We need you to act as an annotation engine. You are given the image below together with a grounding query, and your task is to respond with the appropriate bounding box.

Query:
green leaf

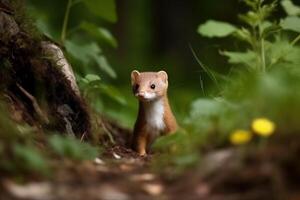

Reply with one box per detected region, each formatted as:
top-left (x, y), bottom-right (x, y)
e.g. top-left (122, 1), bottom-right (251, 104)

top-left (152, 133), bottom-right (182, 151)
top-left (14, 144), bottom-right (49, 173)
top-left (268, 40), bottom-right (300, 65)
top-left (65, 41), bottom-right (102, 65)
top-left (94, 55), bottom-right (117, 78)
top-left (281, 16), bottom-right (300, 33)
top-left (99, 84), bottom-right (127, 105)
top-left (174, 153), bottom-right (199, 166)
top-left (262, 23), bottom-right (281, 38)
top-left (281, 0), bottom-right (300, 16)
top-left (65, 40), bottom-right (116, 78)
top-left (83, 0), bottom-right (117, 23)
top-left (80, 21), bottom-right (118, 47)
top-left (285, 46), bottom-right (300, 64)
top-left (243, 0), bottom-right (257, 10)
top-left (197, 20), bottom-right (237, 38)
top-left (221, 50), bottom-right (256, 68)
top-left (49, 135), bottom-right (99, 160)
top-left (260, 3), bottom-right (277, 19)
top-left (239, 11), bottom-right (260, 26)
top-left (234, 27), bottom-right (252, 44)
top-left (188, 98), bottom-right (225, 120)
top-left (85, 74), bottom-right (101, 83)
top-left (35, 18), bottom-right (56, 40)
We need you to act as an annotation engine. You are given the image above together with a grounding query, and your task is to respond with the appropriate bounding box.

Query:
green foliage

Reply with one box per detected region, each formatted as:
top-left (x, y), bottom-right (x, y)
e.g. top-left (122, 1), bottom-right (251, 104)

top-left (82, 0), bottom-right (117, 23)
top-left (197, 20), bottom-right (237, 38)
top-left (197, 0), bottom-right (300, 73)
top-left (79, 74), bottom-right (126, 112)
top-left (185, 98), bottom-right (237, 133)
top-left (152, 132), bottom-right (200, 172)
top-left (13, 144), bottom-right (49, 175)
top-left (281, 0), bottom-right (300, 16)
top-left (281, 16), bottom-right (300, 32)
top-left (0, 102), bottom-right (49, 175)
top-left (28, 0), bottom-right (125, 119)
top-left (220, 51), bottom-right (256, 68)
top-left (224, 69), bottom-right (300, 133)
top-left (0, 100), bottom-right (102, 177)
top-left (65, 40), bottom-right (116, 78)
top-left (49, 135), bottom-right (100, 160)
top-left (28, 0), bottom-right (118, 78)
top-left (191, 0), bottom-right (300, 143)
top-left (65, 41), bottom-right (101, 66)
top-left (79, 21), bottom-right (117, 47)
top-left (155, 0), bottom-right (300, 173)
top-left (82, 74), bottom-right (102, 83)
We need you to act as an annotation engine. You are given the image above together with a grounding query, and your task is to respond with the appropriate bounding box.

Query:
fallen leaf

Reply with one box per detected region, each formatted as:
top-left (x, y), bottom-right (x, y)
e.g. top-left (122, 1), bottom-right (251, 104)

top-left (98, 184), bottom-right (129, 200)
top-left (130, 173), bottom-right (156, 182)
top-left (3, 180), bottom-right (52, 200)
top-left (142, 183), bottom-right (163, 196)
top-left (94, 157), bottom-right (105, 165)
top-left (119, 164), bottom-right (133, 172)
top-left (113, 152), bottom-right (121, 159)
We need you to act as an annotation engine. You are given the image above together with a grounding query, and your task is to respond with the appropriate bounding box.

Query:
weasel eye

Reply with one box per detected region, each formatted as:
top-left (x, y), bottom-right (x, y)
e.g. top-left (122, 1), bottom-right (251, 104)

top-left (150, 84), bottom-right (155, 89)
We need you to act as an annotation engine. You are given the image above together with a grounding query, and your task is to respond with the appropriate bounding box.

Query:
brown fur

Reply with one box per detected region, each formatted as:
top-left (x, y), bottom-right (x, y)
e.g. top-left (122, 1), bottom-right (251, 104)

top-left (131, 70), bottom-right (178, 155)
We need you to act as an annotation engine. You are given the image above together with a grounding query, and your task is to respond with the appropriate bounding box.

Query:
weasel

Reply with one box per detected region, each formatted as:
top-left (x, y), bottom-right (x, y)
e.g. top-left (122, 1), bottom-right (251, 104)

top-left (131, 70), bottom-right (178, 156)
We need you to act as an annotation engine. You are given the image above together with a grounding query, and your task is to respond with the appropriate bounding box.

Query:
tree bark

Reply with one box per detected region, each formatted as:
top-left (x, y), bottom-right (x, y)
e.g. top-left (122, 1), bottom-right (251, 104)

top-left (0, 0), bottom-right (91, 138)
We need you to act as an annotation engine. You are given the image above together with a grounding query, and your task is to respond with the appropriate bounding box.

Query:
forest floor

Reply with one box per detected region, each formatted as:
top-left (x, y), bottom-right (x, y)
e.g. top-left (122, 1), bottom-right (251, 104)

top-left (2, 128), bottom-right (300, 200)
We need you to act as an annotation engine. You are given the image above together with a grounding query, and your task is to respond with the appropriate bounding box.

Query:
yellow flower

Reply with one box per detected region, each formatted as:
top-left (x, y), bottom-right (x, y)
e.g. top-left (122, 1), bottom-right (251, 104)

top-left (230, 129), bottom-right (252, 145)
top-left (252, 118), bottom-right (275, 137)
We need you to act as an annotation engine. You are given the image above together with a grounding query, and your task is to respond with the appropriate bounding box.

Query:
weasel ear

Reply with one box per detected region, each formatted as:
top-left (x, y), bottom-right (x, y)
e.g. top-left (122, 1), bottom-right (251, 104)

top-left (131, 70), bottom-right (140, 84)
top-left (157, 71), bottom-right (168, 83)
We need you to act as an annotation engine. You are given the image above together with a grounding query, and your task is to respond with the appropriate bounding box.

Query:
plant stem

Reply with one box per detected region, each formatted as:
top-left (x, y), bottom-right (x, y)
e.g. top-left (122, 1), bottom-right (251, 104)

top-left (257, 0), bottom-right (266, 73)
top-left (291, 34), bottom-right (300, 46)
top-left (258, 16), bottom-right (266, 73)
top-left (260, 37), bottom-right (266, 73)
top-left (61, 0), bottom-right (72, 44)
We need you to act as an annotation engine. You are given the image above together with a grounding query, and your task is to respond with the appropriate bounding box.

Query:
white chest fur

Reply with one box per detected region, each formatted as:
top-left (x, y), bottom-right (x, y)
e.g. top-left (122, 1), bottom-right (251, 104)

top-left (144, 99), bottom-right (165, 132)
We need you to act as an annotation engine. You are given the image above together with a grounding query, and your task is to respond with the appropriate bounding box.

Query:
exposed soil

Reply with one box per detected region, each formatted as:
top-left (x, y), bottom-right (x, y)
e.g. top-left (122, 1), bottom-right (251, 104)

top-left (1, 132), bottom-right (300, 200)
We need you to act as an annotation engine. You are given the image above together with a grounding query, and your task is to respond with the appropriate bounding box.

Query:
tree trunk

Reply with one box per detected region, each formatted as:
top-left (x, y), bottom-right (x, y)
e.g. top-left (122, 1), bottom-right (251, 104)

top-left (0, 0), bottom-right (91, 138)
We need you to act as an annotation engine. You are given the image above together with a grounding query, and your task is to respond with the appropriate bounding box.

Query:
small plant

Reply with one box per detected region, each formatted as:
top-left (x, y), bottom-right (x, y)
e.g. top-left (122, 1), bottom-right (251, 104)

top-left (198, 0), bottom-right (300, 73)
top-left (29, 0), bottom-right (126, 116)
top-left (0, 102), bottom-right (50, 176)
top-left (153, 0), bottom-right (300, 173)
top-left (48, 134), bottom-right (100, 160)
top-left (29, 0), bottom-right (118, 78)
top-left (78, 73), bottom-right (126, 113)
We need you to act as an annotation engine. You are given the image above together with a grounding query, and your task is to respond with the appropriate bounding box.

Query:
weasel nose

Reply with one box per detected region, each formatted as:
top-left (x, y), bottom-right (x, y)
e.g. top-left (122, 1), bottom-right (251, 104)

top-left (137, 91), bottom-right (145, 97)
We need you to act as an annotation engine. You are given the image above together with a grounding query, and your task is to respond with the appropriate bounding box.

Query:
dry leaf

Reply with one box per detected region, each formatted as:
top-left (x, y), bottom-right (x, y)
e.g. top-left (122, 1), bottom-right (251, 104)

top-left (142, 183), bottom-right (163, 196)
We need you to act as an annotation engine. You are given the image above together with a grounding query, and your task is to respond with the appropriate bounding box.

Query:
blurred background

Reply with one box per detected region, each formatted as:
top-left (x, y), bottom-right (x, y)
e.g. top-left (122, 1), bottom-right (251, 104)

top-left (26, 0), bottom-right (289, 128)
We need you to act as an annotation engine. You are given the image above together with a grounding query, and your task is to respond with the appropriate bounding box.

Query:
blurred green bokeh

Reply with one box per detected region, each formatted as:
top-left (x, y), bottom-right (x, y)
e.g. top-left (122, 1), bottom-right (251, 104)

top-left (26, 0), bottom-right (253, 127)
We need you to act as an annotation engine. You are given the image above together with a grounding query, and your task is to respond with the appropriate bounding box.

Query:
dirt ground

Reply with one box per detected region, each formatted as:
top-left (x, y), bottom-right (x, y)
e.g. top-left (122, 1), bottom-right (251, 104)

top-left (2, 132), bottom-right (300, 200)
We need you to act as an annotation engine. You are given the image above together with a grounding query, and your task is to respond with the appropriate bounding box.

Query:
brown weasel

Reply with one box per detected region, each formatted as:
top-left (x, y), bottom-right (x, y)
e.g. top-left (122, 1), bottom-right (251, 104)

top-left (131, 70), bottom-right (178, 156)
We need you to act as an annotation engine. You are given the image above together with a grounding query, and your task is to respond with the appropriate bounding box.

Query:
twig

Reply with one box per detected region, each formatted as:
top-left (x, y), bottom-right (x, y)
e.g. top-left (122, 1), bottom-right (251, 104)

top-left (80, 131), bottom-right (87, 141)
top-left (16, 83), bottom-right (49, 124)
top-left (99, 118), bottom-right (115, 144)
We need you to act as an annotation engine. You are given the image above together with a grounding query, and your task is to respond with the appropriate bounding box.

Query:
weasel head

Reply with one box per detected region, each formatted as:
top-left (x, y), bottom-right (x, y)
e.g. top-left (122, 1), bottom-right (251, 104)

top-left (131, 70), bottom-right (168, 102)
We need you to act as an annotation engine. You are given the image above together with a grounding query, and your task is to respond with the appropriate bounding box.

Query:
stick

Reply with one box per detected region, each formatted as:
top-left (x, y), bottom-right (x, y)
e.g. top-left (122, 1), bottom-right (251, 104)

top-left (16, 83), bottom-right (49, 124)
